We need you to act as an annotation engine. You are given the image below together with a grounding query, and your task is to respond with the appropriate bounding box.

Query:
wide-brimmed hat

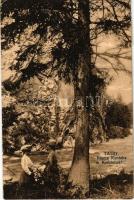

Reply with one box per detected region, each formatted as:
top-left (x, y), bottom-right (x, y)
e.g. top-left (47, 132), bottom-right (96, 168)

top-left (47, 139), bottom-right (56, 147)
top-left (20, 144), bottom-right (32, 152)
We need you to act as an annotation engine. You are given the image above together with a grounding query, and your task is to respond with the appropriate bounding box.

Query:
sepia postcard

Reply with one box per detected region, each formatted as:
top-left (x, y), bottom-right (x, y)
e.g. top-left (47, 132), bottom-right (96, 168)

top-left (1, 0), bottom-right (133, 199)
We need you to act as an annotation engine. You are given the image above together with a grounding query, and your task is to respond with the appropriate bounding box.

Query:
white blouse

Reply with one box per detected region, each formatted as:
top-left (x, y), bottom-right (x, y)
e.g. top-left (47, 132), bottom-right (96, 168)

top-left (21, 154), bottom-right (34, 175)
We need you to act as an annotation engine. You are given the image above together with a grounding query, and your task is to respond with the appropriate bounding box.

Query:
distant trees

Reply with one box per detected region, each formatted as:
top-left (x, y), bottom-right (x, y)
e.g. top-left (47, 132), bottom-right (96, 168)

top-left (104, 97), bottom-right (132, 139)
top-left (105, 100), bottom-right (132, 129)
top-left (2, 78), bottom-right (61, 153)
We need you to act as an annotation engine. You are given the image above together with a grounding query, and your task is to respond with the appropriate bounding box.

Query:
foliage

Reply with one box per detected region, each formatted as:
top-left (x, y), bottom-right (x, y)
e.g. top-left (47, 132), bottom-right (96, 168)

top-left (1, 0), bottom-right (131, 92)
top-left (1, 0), bottom-right (131, 144)
top-left (105, 99), bottom-right (132, 128)
top-left (2, 91), bottom-right (19, 154)
top-left (3, 107), bottom-right (53, 153)
top-left (2, 77), bottom-right (61, 153)
top-left (107, 126), bottom-right (131, 139)
top-left (4, 170), bottom-right (133, 199)
top-left (2, 89), bottom-right (18, 129)
top-left (2, 106), bottom-right (18, 129)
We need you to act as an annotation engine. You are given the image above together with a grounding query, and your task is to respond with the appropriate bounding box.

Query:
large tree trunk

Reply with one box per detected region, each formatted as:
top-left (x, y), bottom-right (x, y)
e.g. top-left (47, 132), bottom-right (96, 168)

top-left (68, 103), bottom-right (90, 192)
top-left (68, 0), bottom-right (91, 194)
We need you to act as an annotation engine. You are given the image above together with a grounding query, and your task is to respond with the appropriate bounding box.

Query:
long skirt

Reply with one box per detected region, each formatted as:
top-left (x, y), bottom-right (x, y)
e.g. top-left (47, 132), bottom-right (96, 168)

top-left (19, 170), bottom-right (33, 187)
top-left (18, 170), bottom-right (34, 198)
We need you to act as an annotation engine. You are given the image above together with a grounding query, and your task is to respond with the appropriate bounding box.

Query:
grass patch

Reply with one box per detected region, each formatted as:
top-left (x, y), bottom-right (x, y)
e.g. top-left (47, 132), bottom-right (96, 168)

top-left (4, 172), bottom-right (133, 199)
top-left (90, 172), bottom-right (133, 199)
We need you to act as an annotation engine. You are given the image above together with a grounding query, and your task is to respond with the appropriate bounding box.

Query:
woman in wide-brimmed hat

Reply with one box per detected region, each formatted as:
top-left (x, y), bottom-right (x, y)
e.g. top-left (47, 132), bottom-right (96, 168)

top-left (19, 144), bottom-right (35, 197)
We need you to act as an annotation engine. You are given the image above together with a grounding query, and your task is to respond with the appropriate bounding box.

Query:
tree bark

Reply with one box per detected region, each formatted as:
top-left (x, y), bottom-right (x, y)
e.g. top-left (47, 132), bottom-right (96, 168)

top-left (68, 103), bottom-right (90, 192)
top-left (68, 0), bottom-right (91, 194)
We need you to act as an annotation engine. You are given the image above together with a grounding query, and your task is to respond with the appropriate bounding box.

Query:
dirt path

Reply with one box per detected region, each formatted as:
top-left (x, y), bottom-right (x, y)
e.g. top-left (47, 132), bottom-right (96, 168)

top-left (3, 135), bottom-right (133, 183)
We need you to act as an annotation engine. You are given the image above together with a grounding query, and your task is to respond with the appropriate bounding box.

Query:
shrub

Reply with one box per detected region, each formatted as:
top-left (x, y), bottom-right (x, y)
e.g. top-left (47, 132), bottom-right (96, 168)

top-left (108, 126), bottom-right (131, 139)
top-left (105, 101), bottom-right (132, 129)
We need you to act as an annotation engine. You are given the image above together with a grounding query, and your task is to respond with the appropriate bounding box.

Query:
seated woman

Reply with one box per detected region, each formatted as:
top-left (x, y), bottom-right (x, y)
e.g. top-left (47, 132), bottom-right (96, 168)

top-left (19, 144), bottom-right (36, 197)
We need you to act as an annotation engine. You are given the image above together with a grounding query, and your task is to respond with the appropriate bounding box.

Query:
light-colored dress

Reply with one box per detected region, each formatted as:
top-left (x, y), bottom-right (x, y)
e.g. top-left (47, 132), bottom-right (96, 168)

top-left (19, 154), bottom-right (34, 186)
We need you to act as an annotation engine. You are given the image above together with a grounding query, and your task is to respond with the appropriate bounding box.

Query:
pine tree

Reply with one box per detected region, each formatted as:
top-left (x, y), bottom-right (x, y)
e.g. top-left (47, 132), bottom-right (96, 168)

top-left (1, 0), bottom-right (131, 193)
